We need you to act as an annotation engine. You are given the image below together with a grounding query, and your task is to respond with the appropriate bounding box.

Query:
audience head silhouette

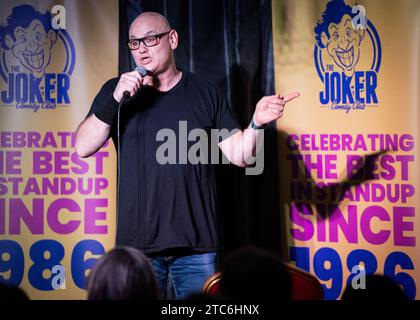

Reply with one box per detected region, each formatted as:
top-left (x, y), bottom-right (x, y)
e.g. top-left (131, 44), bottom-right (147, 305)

top-left (219, 246), bottom-right (291, 300)
top-left (87, 246), bottom-right (158, 300)
top-left (341, 274), bottom-right (407, 301)
top-left (0, 283), bottom-right (29, 301)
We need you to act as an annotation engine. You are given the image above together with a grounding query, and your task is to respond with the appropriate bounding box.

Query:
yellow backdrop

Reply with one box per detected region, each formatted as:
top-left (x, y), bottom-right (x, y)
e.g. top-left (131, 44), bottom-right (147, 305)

top-left (273, 0), bottom-right (420, 299)
top-left (0, 0), bottom-right (118, 299)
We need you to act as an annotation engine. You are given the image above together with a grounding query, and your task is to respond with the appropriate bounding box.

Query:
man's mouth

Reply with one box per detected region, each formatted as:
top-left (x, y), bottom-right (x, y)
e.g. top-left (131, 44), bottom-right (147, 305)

top-left (22, 50), bottom-right (44, 70)
top-left (140, 57), bottom-right (152, 64)
top-left (335, 46), bottom-right (354, 68)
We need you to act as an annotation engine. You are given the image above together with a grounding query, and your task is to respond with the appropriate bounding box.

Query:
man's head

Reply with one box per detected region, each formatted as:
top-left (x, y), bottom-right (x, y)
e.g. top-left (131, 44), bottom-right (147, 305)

top-left (315, 0), bottom-right (365, 77)
top-left (128, 12), bottom-right (178, 75)
top-left (219, 246), bottom-right (292, 300)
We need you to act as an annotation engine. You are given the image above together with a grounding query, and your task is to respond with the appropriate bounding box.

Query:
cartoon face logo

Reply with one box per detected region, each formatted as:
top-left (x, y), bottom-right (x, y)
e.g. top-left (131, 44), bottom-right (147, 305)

top-left (4, 19), bottom-right (57, 78)
top-left (0, 5), bottom-right (75, 110)
top-left (0, 5), bottom-right (59, 78)
top-left (314, 0), bottom-right (381, 110)
top-left (315, 0), bottom-right (365, 77)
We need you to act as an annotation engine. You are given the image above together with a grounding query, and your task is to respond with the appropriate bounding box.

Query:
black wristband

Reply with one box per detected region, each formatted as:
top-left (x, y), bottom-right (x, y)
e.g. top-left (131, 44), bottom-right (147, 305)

top-left (251, 117), bottom-right (267, 130)
top-left (93, 94), bottom-right (119, 125)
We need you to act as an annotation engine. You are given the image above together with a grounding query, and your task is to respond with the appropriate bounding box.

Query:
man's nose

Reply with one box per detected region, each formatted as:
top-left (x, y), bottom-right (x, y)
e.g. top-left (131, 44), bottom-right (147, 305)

top-left (138, 41), bottom-right (149, 53)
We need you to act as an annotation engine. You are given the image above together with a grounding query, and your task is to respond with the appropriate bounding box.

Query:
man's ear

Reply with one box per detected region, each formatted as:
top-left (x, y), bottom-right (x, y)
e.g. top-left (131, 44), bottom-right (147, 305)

top-left (48, 30), bottom-right (57, 47)
top-left (4, 34), bottom-right (14, 49)
top-left (169, 30), bottom-right (178, 50)
top-left (320, 32), bottom-right (329, 47)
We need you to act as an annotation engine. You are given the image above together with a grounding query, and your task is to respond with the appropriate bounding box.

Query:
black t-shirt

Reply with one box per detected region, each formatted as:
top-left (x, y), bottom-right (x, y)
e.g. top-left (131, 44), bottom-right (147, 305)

top-left (87, 71), bottom-right (241, 254)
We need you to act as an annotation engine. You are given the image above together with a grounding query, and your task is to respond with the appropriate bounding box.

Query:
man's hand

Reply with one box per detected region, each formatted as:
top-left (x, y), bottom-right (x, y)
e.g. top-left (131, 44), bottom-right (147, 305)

top-left (253, 92), bottom-right (300, 126)
top-left (113, 70), bottom-right (153, 103)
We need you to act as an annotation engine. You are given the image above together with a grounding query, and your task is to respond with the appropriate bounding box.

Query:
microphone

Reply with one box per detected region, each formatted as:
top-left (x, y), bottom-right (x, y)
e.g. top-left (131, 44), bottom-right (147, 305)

top-left (122, 66), bottom-right (148, 99)
top-left (135, 66), bottom-right (148, 77)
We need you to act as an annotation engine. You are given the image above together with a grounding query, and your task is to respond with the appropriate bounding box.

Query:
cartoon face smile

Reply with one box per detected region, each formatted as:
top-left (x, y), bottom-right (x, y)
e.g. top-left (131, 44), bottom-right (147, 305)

top-left (314, 0), bottom-right (381, 108)
top-left (22, 48), bottom-right (45, 70)
top-left (315, 0), bottom-right (368, 78)
top-left (4, 19), bottom-right (57, 77)
top-left (321, 14), bottom-right (364, 77)
top-left (335, 45), bottom-right (354, 68)
top-left (0, 4), bottom-right (75, 108)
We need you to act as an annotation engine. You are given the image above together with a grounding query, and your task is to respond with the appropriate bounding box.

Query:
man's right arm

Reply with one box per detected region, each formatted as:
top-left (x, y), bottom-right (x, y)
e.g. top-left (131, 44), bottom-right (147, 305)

top-left (75, 114), bottom-right (111, 158)
top-left (75, 70), bottom-right (150, 158)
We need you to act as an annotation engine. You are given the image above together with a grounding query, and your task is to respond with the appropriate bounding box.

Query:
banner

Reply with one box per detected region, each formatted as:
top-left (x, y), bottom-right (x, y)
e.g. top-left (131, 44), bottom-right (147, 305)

top-left (273, 0), bottom-right (420, 299)
top-left (0, 0), bottom-right (118, 299)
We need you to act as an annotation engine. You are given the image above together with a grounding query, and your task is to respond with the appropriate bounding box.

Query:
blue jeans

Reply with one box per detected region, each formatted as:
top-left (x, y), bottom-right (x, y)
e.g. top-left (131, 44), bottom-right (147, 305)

top-left (147, 251), bottom-right (217, 300)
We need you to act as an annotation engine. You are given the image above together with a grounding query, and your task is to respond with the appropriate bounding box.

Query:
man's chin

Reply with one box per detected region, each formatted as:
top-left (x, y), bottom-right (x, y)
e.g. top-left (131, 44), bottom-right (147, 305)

top-left (145, 66), bottom-right (158, 75)
top-left (138, 62), bottom-right (154, 72)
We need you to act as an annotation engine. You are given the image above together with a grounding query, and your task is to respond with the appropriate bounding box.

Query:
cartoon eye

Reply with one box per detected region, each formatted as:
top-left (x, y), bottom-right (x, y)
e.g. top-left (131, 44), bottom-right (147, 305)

top-left (333, 32), bottom-right (339, 41)
top-left (35, 32), bottom-right (42, 42)
top-left (19, 35), bottom-right (27, 44)
top-left (346, 28), bottom-right (352, 37)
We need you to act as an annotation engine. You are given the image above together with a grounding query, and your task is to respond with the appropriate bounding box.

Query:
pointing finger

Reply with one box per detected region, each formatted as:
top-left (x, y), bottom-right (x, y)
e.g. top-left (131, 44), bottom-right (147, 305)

top-left (268, 97), bottom-right (284, 105)
top-left (283, 92), bottom-right (300, 103)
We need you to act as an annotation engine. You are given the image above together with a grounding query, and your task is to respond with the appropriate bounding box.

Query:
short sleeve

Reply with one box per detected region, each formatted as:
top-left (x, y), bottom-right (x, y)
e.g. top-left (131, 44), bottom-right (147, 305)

top-left (85, 78), bottom-right (119, 125)
top-left (213, 88), bottom-right (241, 140)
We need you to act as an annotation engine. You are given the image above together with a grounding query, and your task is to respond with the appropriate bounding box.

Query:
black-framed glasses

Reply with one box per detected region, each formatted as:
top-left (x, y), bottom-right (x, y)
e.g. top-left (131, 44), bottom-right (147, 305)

top-left (127, 31), bottom-right (171, 50)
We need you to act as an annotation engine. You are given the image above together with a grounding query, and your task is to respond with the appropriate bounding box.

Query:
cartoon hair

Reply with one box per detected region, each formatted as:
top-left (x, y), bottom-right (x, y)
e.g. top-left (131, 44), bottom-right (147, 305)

top-left (314, 0), bottom-right (356, 48)
top-left (0, 5), bottom-right (56, 50)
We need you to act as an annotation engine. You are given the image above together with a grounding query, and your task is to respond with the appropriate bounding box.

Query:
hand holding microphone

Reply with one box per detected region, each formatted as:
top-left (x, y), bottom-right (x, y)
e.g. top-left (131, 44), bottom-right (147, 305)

top-left (113, 66), bottom-right (151, 103)
top-left (91, 66), bottom-right (150, 126)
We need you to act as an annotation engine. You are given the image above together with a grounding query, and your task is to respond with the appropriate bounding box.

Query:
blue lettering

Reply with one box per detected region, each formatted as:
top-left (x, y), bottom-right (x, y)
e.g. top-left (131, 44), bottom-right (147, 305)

top-left (29, 75), bottom-right (43, 103)
top-left (365, 71), bottom-right (378, 104)
top-left (320, 73), bottom-right (330, 104)
top-left (45, 74), bottom-right (56, 103)
top-left (1, 73), bottom-right (71, 106)
top-left (15, 73), bottom-right (28, 103)
top-left (320, 71), bottom-right (378, 106)
top-left (354, 71), bottom-right (365, 104)
top-left (1, 73), bottom-right (14, 104)
top-left (341, 73), bottom-right (354, 104)
top-left (330, 72), bottom-right (341, 103)
top-left (57, 74), bottom-right (70, 104)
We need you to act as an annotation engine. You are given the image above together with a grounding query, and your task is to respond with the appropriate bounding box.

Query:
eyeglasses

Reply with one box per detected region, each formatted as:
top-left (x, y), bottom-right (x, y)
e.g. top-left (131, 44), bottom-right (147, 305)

top-left (127, 31), bottom-right (171, 50)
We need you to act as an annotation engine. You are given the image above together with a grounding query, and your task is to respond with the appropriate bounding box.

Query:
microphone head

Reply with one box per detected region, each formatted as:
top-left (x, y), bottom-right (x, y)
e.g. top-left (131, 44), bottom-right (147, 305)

top-left (135, 66), bottom-right (148, 77)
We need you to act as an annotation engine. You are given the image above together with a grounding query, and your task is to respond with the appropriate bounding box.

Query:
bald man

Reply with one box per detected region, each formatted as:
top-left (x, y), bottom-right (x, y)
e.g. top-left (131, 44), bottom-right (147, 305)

top-left (75, 12), bottom-right (299, 299)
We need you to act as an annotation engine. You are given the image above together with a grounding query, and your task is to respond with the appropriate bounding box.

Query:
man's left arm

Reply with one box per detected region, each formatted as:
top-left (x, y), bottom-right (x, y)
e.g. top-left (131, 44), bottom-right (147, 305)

top-left (218, 92), bottom-right (300, 167)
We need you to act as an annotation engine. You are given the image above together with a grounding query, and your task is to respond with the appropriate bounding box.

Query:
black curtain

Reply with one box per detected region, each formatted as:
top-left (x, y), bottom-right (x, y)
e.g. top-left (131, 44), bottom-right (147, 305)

top-left (119, 0), bottom-right (284, 262)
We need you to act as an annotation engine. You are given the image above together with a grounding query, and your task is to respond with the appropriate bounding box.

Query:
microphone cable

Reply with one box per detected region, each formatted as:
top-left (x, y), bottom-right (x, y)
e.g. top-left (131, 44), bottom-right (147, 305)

top-left (116, 66), bottom-right (147, 236)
